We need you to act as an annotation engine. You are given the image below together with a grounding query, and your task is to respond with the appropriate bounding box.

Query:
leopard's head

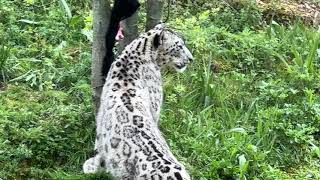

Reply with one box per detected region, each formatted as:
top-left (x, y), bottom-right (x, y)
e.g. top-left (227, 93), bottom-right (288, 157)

top-left (153, 24), bottom-right (193, 72)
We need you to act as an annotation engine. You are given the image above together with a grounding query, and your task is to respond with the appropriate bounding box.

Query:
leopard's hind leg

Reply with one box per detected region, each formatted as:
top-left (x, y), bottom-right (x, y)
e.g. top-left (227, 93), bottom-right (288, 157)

top-left (83, 154), bottom-right (102, 174)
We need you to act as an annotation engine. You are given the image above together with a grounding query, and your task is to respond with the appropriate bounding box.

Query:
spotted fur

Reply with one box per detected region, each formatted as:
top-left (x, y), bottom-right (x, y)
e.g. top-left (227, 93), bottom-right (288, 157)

top-left (83, 24), bottom-right (193, 180)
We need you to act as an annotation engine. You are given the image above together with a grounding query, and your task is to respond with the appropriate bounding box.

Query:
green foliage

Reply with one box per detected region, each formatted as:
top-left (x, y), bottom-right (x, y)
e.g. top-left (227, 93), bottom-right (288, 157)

top-left (166, 9), bottom-right (320, 179)
top-left (0, 0), bottom-right (91, 90)
top-left (0, 40), bottom-right (10, 82)
top-left (1, 0), bottom-right (320, 179)
top-left (0, 84), bottom-right (96, 178)
top-left (173, 0), bottom-right (263, 32)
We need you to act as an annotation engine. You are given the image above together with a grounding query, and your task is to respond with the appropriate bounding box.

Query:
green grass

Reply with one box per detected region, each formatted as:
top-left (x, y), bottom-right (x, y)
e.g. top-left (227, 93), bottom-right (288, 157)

top-left (1, 1), bottom-right (320, 179)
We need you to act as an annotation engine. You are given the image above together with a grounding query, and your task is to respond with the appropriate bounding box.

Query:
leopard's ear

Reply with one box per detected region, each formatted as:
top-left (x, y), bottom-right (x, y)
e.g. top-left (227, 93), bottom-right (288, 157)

top-left (153, 30), bottom-right (165, 49)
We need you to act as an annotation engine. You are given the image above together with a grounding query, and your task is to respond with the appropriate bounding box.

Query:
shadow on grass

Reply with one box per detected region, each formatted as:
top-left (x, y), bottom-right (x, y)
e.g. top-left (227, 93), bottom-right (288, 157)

top-left (48, 171), bottom-right (114, 180)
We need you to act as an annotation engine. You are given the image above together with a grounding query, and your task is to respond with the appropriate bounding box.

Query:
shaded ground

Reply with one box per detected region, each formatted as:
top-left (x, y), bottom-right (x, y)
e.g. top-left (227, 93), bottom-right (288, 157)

top-left (257, 0), bottom-right (320, 26)
top-left (0, 82), bottom-right (6, 92)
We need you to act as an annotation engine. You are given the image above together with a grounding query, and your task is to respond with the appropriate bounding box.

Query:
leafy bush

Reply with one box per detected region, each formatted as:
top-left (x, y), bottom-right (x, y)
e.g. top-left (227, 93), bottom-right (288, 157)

top-left (0, 84), bottom-right (94, 178)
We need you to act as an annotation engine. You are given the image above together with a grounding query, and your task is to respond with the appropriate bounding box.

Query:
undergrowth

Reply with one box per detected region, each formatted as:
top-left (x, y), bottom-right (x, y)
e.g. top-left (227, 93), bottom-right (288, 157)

top-left (1, 0), bottom-right (319, 179)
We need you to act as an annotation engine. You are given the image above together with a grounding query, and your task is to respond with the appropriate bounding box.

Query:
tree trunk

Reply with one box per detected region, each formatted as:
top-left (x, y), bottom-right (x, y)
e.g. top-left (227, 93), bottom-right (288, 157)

top-left (146, 0), bottom-right (164, 31)
top-left (118, 11), bottom-right (139, 53)
top-left (92, 0), bottom-right (111, 114)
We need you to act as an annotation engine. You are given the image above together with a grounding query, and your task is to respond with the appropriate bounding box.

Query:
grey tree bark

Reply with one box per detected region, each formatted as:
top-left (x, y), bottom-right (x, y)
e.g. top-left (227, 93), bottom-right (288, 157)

top-left (119, 0), bottom-right (164, 52)
top-left (92, 0), bottom-right (111, 114)
top-left (118, 12), bottom-right (139, 53)
top-left (146, 0), bottom-right (164, 31)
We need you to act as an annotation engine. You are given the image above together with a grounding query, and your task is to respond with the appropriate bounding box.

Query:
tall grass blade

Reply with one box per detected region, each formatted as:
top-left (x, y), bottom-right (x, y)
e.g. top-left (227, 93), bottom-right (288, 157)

top-left (291, 48), bottom-right (304, 68)
top-left (305, 34), bottom-right (319, 75)
top-left (18, 19), bottom-right (40, 24)
top-left (59, 0), bottom-right (72, 19)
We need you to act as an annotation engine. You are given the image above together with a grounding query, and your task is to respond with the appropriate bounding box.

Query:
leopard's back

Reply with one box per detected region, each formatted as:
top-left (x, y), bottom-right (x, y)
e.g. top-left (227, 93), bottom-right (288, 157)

top-left (83, 24), bottom-right (193, 180)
